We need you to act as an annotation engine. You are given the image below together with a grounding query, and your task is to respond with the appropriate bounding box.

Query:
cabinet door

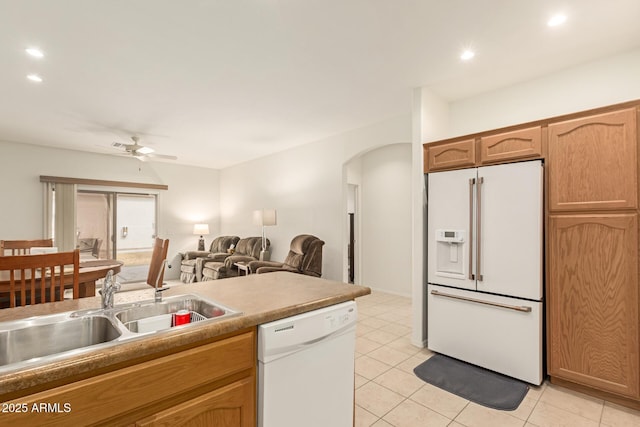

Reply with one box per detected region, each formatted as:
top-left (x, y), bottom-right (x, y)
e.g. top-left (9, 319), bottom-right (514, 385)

top-left (548, 214), bottom-right (639, 398)
top-left (425, 139), bottom-right (476, 172)
top-left (135, 377), bottom-right (255, 427)
top-left (548, 108), bottom-right (638, 211)
top-left (479, 126), bottom-right (542, 164)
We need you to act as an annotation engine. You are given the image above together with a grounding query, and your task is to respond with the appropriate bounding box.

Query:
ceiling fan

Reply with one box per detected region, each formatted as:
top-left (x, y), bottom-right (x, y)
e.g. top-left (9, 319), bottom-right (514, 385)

top-left (111, 136), bottom-right (177, 161)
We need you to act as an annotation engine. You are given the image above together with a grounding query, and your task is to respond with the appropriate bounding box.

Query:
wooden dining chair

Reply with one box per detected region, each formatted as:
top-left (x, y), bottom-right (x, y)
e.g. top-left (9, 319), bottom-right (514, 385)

top-left (0, 249), bottom-right (80, 308)
top-left (0, 239), bottom-right (54, 256)
top-left (147, 238), bottom-right (169, 288)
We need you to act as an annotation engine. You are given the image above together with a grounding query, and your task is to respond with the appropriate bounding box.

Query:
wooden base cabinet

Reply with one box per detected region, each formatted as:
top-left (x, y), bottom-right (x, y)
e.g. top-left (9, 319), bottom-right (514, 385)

top-left (135, 377), bottom-right (255, 427)
top-left (0, 329), bottom-right (256, 427)
top-left (548, 214), bottom-right (639, 399)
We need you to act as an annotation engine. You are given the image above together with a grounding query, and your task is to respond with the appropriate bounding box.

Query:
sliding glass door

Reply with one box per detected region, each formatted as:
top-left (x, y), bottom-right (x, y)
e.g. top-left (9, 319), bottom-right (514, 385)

top-left (76, 191), bottom-right (157, 282)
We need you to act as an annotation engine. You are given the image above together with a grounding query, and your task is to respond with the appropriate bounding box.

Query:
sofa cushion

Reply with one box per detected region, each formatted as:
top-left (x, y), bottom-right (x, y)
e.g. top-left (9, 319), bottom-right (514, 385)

top-left (234, 237), bottom-right (266, 259)
top-left (210, 236), bottom-right (240, 253)
top-left (202, 261), bottom-right (227, 280)
top-left (180, 259), bottom-right (197, 273)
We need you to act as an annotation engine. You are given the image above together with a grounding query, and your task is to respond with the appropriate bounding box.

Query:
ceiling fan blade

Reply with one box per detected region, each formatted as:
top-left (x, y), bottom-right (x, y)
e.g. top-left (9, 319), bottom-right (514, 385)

top-left (145, 153), bottom-right (178, 160)
top-left (112, 142), bottom-right (135, 150)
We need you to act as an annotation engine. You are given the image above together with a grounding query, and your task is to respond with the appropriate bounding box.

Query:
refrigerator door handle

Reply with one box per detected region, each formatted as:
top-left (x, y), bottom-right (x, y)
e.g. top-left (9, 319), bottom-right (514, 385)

top-left (468, 178), bottom-right (475, 280)
top-left (476, 176), bottom-right (484, 281)
top-left (431, 289), bottom-right (532, 313)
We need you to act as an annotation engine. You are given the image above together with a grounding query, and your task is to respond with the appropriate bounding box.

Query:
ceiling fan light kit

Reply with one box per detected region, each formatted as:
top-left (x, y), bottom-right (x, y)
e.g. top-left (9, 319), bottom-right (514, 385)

top-left (111, 136), bottom-right (177, 161)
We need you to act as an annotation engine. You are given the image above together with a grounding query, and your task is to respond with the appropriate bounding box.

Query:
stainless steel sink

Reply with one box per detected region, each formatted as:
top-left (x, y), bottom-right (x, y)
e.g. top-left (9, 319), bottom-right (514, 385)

top-left (114, 294), bottom-right (239, 333)
top-left (0, 294), bottom-right (241, 374)
top-left (0, 315), bottom-right (121, 368)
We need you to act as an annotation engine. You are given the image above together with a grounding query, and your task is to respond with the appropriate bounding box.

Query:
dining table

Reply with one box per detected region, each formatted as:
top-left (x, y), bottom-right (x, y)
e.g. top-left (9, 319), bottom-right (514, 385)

top-left (0, 259), bottom-right (123, 307)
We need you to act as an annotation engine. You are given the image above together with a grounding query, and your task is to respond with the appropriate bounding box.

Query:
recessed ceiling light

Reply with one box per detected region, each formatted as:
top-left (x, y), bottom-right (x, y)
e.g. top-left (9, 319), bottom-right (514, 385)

top-left (25, 48), bottom-right (44, 58)
top-left (547, 14), bottom-right (567, 27)
top-left (26, 74), bottom-right (43, 83)
top-left (460, 49), bottom-right (475, 61)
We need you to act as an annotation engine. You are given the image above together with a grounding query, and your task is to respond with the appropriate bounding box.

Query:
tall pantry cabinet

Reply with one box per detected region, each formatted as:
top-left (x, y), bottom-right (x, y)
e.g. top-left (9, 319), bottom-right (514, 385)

top-left (547, 107), bottom-right (640, 401)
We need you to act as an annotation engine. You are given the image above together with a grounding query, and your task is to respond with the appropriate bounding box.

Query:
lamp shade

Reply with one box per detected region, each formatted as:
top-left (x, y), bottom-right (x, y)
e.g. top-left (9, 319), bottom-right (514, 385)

top-left (262, 209), bottom-right (277, 226)
top-left (193, 223), bottom-right (210, 235)
top-left (253, 209), bottom-right (277, 226)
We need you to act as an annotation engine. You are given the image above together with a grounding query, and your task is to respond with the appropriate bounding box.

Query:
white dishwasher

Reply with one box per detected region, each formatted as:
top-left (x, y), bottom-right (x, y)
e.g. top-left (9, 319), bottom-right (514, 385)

top-left (258, 300), bottom-right (357, 427)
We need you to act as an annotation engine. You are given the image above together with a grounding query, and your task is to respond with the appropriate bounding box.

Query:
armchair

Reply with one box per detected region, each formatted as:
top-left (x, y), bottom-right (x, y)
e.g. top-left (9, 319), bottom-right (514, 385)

top-left (202, 236), bottom-right (268, 280)
top-left (248, 234), bottom-right (325, 277)
top-left (180, 235), bottom-right (239, 283)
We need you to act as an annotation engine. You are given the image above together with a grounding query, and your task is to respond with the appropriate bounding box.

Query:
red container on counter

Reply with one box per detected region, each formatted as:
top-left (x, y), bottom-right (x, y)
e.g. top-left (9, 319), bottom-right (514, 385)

top-left (173, 310), bottom-right (191, 326)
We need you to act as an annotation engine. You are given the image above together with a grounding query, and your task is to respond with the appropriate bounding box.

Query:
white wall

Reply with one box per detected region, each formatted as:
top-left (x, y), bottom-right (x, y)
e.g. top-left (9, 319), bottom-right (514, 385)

top-left (449, 48), bottom-right (640, 138)
top-left (0, 141), bottom-right (220, 279)
top-left (219, 114), bottom-right (412, 282)
top-left (360, 143), bottom-right (412, 296)
top-left (413, 48), bottom-right (640, 347)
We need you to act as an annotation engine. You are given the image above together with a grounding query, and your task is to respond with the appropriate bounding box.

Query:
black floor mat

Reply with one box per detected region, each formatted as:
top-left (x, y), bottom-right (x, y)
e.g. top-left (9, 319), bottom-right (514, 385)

top-left (413, 354), bottom-right (529, 411)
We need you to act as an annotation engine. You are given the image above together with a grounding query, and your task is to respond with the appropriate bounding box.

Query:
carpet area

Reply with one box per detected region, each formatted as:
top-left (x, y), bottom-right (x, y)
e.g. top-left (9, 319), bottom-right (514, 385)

top-left (413, 354), bottom-right (529, 411)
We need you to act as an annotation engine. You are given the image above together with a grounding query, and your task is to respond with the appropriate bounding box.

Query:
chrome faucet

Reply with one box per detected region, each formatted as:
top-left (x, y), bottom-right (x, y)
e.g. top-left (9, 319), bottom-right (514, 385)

top-left (101, 270), bottom-right (121, 309)
top-left (154, 260), bottom-right (169, 302)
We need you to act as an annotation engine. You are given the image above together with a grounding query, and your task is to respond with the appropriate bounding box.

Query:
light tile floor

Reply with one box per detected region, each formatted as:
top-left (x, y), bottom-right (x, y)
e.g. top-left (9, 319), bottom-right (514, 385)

top-left (354, 291), bottom-right (640, 427)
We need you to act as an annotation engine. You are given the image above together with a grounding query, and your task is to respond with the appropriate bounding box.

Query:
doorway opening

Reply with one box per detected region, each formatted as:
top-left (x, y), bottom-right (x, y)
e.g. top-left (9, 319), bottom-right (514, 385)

top-left (346, 183), bottom-right (358, 284)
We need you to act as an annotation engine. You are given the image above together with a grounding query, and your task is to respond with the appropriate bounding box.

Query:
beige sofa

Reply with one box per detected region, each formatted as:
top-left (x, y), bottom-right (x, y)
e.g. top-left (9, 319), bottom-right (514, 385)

top-left (202, 236), bottom-right (268, 280)
top-left (180, 236), bottom-right (240, 283)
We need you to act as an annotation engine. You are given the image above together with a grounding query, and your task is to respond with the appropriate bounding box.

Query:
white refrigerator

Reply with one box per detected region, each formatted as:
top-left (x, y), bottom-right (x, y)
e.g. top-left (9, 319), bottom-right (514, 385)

top-left (427, 160), bottom-right (543, 385)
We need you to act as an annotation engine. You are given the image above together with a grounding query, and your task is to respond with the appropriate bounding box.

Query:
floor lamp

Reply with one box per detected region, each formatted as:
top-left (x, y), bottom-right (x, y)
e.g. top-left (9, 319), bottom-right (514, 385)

top-left (253, 209), bottom-right (276, 261)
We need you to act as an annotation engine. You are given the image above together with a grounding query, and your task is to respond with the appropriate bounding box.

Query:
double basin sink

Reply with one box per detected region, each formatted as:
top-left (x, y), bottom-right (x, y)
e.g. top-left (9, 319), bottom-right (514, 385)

top-left (0, 294), bottom-right (240, 374)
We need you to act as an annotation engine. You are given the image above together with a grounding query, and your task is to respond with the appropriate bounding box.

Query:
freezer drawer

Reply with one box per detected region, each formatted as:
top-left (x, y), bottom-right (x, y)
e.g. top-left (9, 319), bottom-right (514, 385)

top-left (427, 284), bottom-right (543, 385)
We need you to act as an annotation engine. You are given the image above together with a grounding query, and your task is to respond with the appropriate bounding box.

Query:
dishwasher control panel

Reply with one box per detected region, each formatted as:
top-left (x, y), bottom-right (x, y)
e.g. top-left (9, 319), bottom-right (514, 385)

top-left (324, 306), bottom-right (356, 333)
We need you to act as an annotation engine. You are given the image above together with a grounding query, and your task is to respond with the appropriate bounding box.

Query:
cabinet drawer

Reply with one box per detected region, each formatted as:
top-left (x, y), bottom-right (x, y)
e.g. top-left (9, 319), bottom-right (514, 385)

top-left (425, 139), bottom-right (476, 172)
top-left (2, 331), bottom-right (255, 426)
top-left (479, 126), bottom-right (542, 164)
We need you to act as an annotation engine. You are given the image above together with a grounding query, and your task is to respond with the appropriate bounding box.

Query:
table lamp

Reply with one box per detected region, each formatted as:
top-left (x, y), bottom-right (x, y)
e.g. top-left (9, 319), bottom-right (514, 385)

top-left (253, 209), bottom-right (276, 261)
top-left (193, 224), bottom-right (210, 251)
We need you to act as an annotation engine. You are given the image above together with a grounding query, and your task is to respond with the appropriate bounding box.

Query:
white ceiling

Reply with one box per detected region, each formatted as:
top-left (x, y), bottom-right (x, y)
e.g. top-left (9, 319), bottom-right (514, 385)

top-left (1, 0), bottom-right (639, 169)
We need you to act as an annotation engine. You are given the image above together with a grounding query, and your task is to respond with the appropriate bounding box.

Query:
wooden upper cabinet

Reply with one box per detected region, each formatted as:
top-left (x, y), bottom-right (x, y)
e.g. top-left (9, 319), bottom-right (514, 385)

top-left (548, 108), bottom-right (638, 212)
top-left (479, 126), bottom-right (542, 164)
top-left (548, 213), bottom-right (639, 398)
top-left (425, 138), bottom-right (476, 172)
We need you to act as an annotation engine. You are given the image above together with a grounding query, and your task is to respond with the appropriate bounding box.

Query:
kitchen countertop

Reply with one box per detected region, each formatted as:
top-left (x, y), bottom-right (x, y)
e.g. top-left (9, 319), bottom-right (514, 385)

top-left (0, 272), bottom-right (370, 396)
